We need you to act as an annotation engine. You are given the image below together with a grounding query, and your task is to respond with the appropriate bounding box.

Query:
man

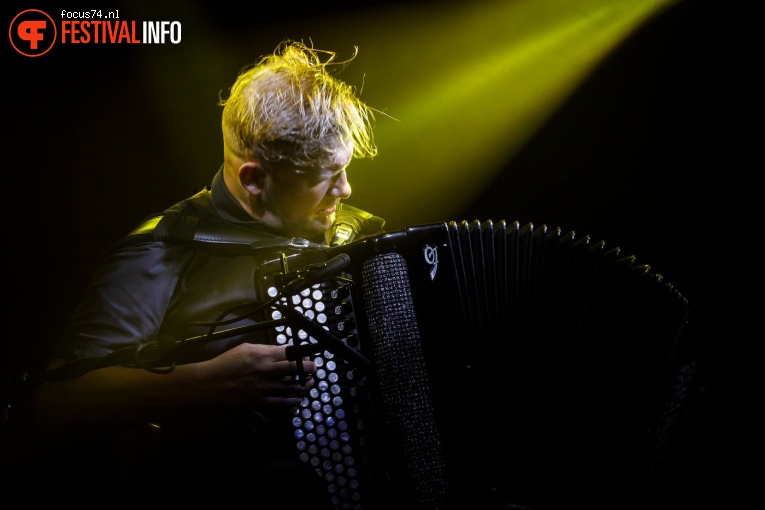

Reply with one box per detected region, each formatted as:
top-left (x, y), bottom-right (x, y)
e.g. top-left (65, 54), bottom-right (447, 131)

top-left (30, 40), bottom-right (384, 509)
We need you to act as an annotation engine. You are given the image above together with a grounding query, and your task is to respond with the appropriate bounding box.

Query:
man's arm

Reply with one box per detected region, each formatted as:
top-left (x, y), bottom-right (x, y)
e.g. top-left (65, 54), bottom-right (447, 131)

top-left (34, 342), bottom-right (315, 437)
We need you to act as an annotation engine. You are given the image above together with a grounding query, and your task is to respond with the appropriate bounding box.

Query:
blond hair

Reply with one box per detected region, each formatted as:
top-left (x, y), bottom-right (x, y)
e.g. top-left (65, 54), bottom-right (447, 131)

top-left (220, 40), bottom-right (377, 168)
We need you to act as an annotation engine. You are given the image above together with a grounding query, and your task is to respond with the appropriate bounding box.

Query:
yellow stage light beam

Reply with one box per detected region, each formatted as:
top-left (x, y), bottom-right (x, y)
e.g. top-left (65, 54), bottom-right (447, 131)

top-left (303, 0), bottom-right (683, 229)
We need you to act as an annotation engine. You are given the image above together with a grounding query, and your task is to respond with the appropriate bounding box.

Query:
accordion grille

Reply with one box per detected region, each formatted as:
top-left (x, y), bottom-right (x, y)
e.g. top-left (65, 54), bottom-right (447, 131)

top-left (360, 252), bottom-right (448, 506)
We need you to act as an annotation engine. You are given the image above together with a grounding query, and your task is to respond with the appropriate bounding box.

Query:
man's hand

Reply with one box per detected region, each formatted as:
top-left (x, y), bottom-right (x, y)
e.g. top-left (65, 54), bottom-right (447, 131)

top-left (196, 343), bottom-right (315, 408)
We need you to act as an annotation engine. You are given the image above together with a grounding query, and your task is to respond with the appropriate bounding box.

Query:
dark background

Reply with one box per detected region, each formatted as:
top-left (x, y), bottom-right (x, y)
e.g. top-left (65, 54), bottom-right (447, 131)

top-left (3, 0), bottom-right (756, 507)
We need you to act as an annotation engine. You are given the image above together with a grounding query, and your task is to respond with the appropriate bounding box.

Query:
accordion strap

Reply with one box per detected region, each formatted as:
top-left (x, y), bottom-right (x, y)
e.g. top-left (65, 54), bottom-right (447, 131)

top-left (109, 210), bottom-right (322, 256)
top-left (118, 202), bottom-right (385, 253)
top-left (136, 212), bottom-right (318, 249)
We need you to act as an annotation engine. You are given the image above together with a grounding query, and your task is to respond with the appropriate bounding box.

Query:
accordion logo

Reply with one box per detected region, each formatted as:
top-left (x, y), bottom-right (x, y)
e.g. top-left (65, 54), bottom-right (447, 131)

top-left (423, 244), bottom-right (438, 281)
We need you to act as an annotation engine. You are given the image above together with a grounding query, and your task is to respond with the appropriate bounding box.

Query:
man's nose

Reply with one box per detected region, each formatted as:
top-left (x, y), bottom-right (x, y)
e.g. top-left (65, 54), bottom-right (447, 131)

top-left (332, 170), bottom-right (352, 199)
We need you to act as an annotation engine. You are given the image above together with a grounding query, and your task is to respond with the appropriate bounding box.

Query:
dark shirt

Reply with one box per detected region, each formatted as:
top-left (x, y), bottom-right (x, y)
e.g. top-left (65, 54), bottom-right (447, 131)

top-left (55, 167), bottom-right (327, 364)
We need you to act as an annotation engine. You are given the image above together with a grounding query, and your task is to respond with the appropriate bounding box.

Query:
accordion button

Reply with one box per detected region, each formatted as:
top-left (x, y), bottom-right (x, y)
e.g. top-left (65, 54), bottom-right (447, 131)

top-left (330, 286), bottom-right (350, 300)
top-left (337, 318), bottom-right (356, 332)
top-left (334, 301), bottom-right (353, 315)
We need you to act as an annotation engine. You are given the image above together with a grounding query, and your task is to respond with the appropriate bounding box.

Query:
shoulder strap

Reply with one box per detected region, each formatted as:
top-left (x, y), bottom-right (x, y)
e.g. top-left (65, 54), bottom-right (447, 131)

top-left (110, 202), bottom-right (385, 254)
top-left (110, 210), bottom-right (319, 254)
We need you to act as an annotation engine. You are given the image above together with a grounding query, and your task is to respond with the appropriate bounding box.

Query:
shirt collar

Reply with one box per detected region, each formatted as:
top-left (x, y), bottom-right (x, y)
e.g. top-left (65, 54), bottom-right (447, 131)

top-left (210, 165), bottom-right (264, 226)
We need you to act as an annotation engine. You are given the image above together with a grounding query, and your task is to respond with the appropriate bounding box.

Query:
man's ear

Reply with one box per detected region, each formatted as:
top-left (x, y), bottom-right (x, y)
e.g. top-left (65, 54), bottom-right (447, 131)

top-left (239, 162), bottom-right (266, 196)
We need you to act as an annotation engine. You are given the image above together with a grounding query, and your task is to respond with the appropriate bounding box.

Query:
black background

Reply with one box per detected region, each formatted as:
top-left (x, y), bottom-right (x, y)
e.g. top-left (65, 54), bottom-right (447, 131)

top-left (3, 0), bottom-right (757, 507)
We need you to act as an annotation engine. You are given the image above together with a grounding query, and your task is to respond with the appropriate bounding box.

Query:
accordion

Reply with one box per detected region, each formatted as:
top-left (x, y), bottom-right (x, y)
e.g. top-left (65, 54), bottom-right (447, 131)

top-left (254, 219), bottom-right (692, 510)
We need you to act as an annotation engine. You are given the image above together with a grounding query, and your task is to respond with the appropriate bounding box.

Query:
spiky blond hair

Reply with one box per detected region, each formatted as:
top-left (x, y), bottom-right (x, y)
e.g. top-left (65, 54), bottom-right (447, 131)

top-left (221, 40), bottom-right (377, 168)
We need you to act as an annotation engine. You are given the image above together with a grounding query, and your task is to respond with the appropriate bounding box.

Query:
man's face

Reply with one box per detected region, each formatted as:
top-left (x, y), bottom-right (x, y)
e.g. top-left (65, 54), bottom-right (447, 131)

top-left (260, 144), bottom-right (353, 239)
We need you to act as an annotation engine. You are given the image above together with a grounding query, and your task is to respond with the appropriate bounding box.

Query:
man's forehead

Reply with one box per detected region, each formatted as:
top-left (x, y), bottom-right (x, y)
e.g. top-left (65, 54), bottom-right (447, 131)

top-left (295, 144), bottom-right (352, 171)
top-left (326, 144), bottom-right (353, 166)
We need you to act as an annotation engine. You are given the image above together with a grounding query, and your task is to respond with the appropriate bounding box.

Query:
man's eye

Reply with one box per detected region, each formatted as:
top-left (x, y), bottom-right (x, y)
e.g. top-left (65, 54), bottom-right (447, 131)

top-left (293, 166), bottom-right (346, 183)
top-left (320, 169), bottom-right (345, 181)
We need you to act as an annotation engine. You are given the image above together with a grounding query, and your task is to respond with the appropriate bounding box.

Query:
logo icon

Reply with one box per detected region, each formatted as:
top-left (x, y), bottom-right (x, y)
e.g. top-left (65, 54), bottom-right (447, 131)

top-left (9, 9), bottom-right (57, 57)
top-left (423, 245), bottom-right (439, 281)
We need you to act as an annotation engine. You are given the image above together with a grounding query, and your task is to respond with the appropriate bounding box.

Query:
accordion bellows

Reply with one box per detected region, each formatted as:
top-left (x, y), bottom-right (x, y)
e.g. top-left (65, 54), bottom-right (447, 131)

top-left (258, 219), bottom-right (692, 510)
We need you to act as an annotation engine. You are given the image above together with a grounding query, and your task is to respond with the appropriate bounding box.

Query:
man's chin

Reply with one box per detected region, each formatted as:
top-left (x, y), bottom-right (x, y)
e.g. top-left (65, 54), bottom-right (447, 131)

top-left (295, 214), bottom-right (334, 239)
